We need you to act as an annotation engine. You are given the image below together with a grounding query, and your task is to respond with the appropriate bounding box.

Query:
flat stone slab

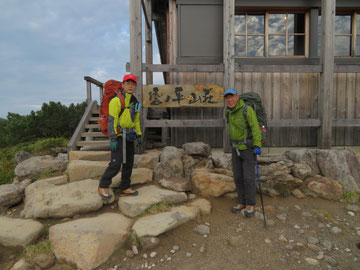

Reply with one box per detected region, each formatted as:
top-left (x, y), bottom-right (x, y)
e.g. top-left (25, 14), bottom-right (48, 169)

top-left (0, 180), bottom-right (31, 209)
top-left (23, 179), bottom-right (103, 218)
top-left (67, 160), bottom-right (108, 182)
top-left (50, 213), bottom-right (131, 270)
top-left (118, 185), bottom-right (188, 217)
top-left (132, 205), bottom-right (199, 237)
top-left (0, 216), bottom-right (43, 247)
top-left (110, 168), bottom-right (153, 188)
top-left (69, 151), bottom-right (110, 161)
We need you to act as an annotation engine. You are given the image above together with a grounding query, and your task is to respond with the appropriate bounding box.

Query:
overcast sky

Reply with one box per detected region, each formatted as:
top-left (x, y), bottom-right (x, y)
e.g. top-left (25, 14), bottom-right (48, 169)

top-left (0, 0), bottom-right (162, 118)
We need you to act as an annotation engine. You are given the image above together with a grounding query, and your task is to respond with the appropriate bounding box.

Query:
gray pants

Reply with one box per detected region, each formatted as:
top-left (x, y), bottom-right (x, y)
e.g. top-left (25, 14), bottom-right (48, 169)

top-left (231, 148), bottom-right (256, 206)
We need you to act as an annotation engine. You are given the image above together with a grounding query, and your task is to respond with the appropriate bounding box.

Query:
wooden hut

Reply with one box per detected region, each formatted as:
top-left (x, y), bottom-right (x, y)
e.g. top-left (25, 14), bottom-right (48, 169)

top-left (68, 0), bottom-right (360, 152)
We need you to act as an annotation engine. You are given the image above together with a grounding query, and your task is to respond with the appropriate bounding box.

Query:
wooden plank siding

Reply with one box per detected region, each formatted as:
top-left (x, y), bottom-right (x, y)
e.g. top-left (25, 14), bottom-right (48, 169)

top-left (168, 71), bottom-right (360, 147)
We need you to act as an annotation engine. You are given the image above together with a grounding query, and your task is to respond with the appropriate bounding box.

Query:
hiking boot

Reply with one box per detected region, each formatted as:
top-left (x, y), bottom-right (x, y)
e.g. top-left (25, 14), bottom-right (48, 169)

top-left (231, 204), bottom-right (246, 214)
top-left (98, 187), bottom-right (112, 200)
top-left (244, 206), bottom-right (254, 218)
top-left (120, 188), bottom-right (139, 197)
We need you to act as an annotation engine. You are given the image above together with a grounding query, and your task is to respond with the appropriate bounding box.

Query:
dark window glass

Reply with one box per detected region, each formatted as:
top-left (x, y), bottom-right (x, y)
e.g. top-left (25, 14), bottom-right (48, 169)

top-left (335, 36), bottom-right (351, 56)
top-left (335, 15), bottom-right (351, 34)
top-left (235, 36), bottom-right (246, 56)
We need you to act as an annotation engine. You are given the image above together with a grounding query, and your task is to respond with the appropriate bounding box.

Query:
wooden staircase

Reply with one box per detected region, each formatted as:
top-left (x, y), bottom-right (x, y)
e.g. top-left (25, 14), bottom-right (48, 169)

top-left (68, 101), bottom-right (109, 151)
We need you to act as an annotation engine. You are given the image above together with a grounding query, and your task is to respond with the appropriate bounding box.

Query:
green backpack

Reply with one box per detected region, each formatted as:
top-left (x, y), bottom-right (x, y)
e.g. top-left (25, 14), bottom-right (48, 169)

top-left (226, 92), bottom-right (267, 145)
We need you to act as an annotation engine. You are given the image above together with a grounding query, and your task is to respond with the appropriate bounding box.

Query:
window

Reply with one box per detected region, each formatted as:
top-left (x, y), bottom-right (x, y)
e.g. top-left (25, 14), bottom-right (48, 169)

top-left (318, 13), bottom-right (360, 57)
top-left (234, 12), bottom-right (307, 57)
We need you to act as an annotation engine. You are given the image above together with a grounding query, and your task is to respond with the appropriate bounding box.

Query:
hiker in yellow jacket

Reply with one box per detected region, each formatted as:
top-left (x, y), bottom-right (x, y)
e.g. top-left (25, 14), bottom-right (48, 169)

top-left (98, 74), bottom-right (142, 199)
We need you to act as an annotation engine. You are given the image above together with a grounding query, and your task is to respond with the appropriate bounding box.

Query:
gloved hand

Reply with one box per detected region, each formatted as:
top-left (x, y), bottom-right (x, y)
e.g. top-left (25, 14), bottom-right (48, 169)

top-left (137, 135), bottom-right (142, 145)
top-left (110, 139), bottom-right (118, 151)
top-left (254, 147), bottom-right (261, 156)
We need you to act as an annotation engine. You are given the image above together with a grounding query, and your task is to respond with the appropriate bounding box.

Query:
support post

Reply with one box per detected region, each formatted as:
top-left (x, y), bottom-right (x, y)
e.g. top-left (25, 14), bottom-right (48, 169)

top-left (145, 0), bottom-right (153, 85)
top-left (130, 0), bottom-right (144, 152)
top-left (318, 0), bottom-right (335, 149)
top-left (223, 0), bottom-right (235, 152)
top-left (86, 81), bottom-right (92, 104)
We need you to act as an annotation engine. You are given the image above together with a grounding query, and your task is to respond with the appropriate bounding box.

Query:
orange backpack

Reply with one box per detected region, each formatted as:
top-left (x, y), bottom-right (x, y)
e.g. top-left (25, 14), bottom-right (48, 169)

top-left (98, 80), bottom-right (125, 137)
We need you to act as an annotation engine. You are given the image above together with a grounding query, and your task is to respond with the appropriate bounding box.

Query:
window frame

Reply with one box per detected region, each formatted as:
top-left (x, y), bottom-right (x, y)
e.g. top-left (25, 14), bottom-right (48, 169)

top-left (234, 10), bottom-right (309, 58)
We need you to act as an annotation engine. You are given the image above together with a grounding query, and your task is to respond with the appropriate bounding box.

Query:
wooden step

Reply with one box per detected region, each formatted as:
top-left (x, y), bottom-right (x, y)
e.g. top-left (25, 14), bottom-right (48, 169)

top-left (89, 117), bottom-right (100, 122)
top-left (85, 124), bottom-right (100, 129)
top-left (76, 140), bottom-right (108, 147)
top-left (81, 132), bottom-right (107, 138)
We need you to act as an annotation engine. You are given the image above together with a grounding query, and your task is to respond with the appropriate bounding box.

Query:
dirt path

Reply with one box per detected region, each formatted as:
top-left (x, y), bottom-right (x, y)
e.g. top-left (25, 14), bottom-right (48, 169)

top-left (99, 195), bottom-right (360, 270)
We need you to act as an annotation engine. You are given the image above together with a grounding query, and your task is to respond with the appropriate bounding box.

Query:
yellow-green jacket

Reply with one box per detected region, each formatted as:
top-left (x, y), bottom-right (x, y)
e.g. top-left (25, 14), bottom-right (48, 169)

top-left (225, 99), bottom-right (261, 150)
top-left (107, 92), bottom-right (141, 139)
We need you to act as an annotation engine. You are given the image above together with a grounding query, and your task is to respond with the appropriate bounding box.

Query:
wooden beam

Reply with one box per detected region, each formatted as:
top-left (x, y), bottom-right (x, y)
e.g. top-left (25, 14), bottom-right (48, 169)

top-left (223, 0), bottom-right (235, 152)
top-left (335, 65), bottom-right (360, 73)
top-left (268, 119), bottom-right (321, 127)
top-left (84, 76), bottom-right (103, 87)
top-left (141, 0), bottom-right (151, 30)
top-left (145, 0), bottom-right (153, 85)
top-left (236, 64), bottom-right (322, 73)
top-left (143, 119), bottom-right (225, 128)
top-left (332, 119), bottom-right (360, 127)
top-left (318, 0), bottom-right (335, 149)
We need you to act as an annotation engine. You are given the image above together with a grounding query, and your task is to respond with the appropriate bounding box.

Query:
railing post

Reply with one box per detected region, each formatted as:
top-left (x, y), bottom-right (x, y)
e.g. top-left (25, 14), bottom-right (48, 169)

top-left (86, 81), bottom-right (92, 104)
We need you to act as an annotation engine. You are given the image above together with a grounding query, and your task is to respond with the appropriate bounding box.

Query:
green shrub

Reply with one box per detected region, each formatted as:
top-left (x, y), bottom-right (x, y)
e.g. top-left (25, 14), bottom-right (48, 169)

top-left (343, 192), bottom-right (360, 203)
top-left (26, 240), bottom-right (52, 261)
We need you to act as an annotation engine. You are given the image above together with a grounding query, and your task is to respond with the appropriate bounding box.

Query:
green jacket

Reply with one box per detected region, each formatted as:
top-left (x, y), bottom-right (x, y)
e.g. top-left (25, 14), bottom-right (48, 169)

top-left (108, 92), bottom-right (141, 139)
top-left (225, 99), bottom-right (261, 150)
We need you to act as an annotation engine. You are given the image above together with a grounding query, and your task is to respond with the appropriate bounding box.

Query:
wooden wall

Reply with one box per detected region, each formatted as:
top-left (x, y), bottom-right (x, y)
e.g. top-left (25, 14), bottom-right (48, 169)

top-left (168, 72), bottom-right (360, 147)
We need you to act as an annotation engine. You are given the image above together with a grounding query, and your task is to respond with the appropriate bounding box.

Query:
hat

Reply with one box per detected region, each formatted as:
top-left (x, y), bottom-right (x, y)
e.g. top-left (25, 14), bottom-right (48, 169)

top-left (123, 74), bottom-right (137, 83)
top-left (224, 88), bottom-right (237, 97)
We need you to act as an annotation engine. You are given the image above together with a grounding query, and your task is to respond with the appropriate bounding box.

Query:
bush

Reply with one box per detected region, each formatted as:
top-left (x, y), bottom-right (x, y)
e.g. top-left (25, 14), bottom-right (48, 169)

top-left (0, 138), bottom-right (69, 185)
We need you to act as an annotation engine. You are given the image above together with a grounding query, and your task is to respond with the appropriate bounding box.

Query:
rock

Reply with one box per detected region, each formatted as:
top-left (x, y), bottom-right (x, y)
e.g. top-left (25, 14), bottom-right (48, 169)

top-left (285, 149), bottom-right (360, 192)
top-left (14, 150), bottom-right (33, 164)
top-left (193, 224), bottom-right (210, 235)
top-left (306, 176), bottom-right (343, 200)
top-left (111, 167), bottom-right (153, 188)
top-left (345, 204), bottom-right (360, 212)
top-left (133, 206), bottom-right (199, 237)
top-left (49, 213), bottom-right (131, 270)
top-left (324, 255), bottom-right (338, 267)
top-left (211, 149), bottom-right (232, 170)
top-left (276, 213), bottom-right (287, 221)
top-left (307, 243), bottom-right (322, 252)
top-left (66, 160), bottom-right (108, 182)
top-left (132, 245), bottom-right (139, 255)
top-left (258, 162), bottom-right (303, 196)
top-left (291, 163), bottom-right (313, 179)
top-left (279, 235), bottom-right (288, 242)
top-left (191, 168), bottom-right (235, 197)
top-left (134, 150), bottom-right (161, 169)
top-left (0, 179), bottom-right (31, 209)
top-left (159, 177), bottom-right (192, 192)
top-left (307, 237), bottom-right (319, 245)
top-left (183, 155), bottom-right (213, 179)
top-left (153, 147), bottom-right (185, 180)
top-left (331, 227), bottom-right (342, 234)
top-left (292, 189), bottom-right (305, 198)
top-left (228, 235), bottom-right (245, 247)
top-left (69, 151), bottom-right (110, 161)
top-left (0, 216), bottom-right (43, 247)
top-left (182, 142), bottom-right (211, 157)
top-left (140, 237), bottom-right (160, 251)
top-left (23, 179), bottom-right (103, 218)
top-left (305, 258), bottom-right (319, 266)
top-left (320, 240), bottom-right (333, 251)
top-left (118, 185), bottom-right (187, 217)
top-left (187, 198), bottom-right (212, 215)
top-left (9, 258), bottom-right (32, 270)
top-left (33, 253), bottom-right (55, 269)
top-left (15, 155), bottom-right (68, 181)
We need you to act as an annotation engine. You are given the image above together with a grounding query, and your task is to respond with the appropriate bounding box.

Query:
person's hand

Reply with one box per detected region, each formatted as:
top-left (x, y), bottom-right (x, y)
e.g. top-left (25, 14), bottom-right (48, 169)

top-left (110, 139), bottom-right (118, 151)
top-left (137, 135), bottom-right (142, 145)
top-left (254, 147), bottom-right (261, 156)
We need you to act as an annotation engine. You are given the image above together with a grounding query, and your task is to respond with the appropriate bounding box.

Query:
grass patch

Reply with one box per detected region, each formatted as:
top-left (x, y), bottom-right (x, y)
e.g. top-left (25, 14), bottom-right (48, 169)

top-left (0, 138), bottom-right (68, 185)
top-left (319, 210), bottom-right (332, 219)
top-left (343, 192), bottom-right (360, 204)
top-left (145, 201), bottom-right (173, 215)
top-left (26, 240), bottom-right (52, 260)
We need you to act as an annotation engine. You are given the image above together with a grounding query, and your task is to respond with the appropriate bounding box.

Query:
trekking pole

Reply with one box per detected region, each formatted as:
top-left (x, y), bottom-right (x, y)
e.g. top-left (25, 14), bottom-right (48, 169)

top-left (255, 156), bottom-right (267, 228)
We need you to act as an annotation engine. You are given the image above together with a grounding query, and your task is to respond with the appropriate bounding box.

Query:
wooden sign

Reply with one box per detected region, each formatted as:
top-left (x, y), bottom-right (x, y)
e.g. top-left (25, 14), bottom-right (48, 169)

top-left (143, 85), bottom-right (224, 107)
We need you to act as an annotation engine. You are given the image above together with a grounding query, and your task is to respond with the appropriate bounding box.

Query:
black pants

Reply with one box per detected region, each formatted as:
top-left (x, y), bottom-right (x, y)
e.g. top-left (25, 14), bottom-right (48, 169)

top-left (99, 137), bottom-right (134, 190)
top-left (231, 148), bottom-right (256, 206)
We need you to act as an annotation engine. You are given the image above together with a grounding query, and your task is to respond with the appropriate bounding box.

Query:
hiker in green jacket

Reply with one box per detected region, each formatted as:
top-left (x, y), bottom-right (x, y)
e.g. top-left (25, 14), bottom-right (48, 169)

top-left (224, 88), bottom-right (262, 217)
